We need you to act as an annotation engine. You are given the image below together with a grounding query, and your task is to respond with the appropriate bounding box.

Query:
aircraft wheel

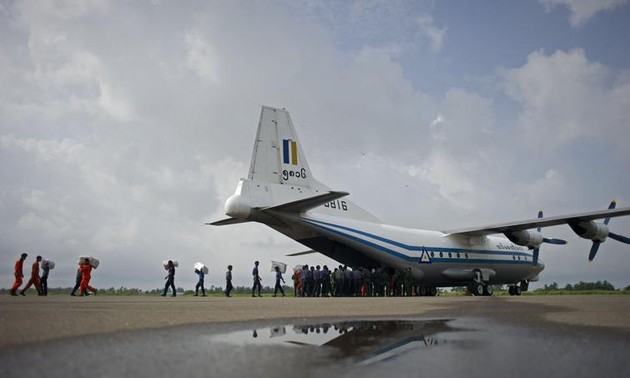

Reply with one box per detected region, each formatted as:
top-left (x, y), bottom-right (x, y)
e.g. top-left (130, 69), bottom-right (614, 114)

top-left (514, 286), bottom-right (522, 296)
top-left (508, 286), bottom-right (515, 296)
top-left (472, 283), bottom-right (484, 296)
top-left (419, 286), bottom-right (427, 296)
top-left (429, 287), bottom-right (437, 296)
top-left (483, 285), bottom-right (494, 296)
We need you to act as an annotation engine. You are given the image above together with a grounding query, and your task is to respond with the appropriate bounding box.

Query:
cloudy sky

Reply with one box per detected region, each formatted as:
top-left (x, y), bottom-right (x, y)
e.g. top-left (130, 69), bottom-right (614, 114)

top-left (2, 0), bottom-right (630, 291)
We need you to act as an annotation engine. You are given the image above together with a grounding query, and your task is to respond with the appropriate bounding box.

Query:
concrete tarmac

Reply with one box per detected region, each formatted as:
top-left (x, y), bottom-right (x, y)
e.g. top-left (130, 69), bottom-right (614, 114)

top-left (1, 295), bottom-right (629, 377)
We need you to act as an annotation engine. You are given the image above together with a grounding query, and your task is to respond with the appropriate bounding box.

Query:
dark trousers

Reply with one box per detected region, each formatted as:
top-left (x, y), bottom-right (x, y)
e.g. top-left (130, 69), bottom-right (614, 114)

top-left (195, 280), bottom-right (205, 295)
top-left (252, 278), bottom-right (262, 296)
top-left (163, 278), bottom-right (176, 296)
top-left (70, 273), bottom-right (81, 295)
top-left (41, 276), bottom-right (48, 296)
top-left (225, 280), bottom-right (233, 296)
top-left (274, 280), bottom-right (285, 296)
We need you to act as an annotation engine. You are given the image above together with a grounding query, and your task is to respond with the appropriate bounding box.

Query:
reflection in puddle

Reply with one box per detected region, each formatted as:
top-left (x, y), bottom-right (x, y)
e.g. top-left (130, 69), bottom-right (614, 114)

top-left (210, 319), bottom-right (464, 365)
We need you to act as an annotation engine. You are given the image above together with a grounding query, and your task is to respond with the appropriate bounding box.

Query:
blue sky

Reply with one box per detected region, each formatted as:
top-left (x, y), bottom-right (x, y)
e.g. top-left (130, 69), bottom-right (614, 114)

top-left (1, 0), bottom-right (629, 290)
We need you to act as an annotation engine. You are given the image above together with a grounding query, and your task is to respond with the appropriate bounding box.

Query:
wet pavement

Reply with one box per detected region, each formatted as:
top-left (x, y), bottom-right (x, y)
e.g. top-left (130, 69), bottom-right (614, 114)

top-left (2, 316), bottom-right (629, 378)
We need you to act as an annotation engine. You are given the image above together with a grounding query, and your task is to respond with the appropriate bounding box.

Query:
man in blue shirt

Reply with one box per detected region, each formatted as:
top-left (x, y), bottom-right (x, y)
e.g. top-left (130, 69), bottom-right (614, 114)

top-left (194, 267), bottom-right (206, 296)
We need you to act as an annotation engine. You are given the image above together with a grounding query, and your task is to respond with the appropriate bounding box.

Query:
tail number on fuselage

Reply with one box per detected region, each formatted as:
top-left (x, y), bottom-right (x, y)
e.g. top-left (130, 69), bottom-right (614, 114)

top-left (323, 200), bottom-right (348, 211)
top-left (282, 168), bottom-right (307, 181)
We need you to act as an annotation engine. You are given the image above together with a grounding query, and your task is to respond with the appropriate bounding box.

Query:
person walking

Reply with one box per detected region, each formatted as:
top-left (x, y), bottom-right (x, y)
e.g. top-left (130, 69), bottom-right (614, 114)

top-left (252, 261), bottom-right (262, 297)
top-left (273, 266), bottom-right (286, 297)
top-left (224, 265), bottom-right (233, 297)
top-left (20, 255), bottom-right (42, 296)
top-left (40, 260), bottom-right (51, 296)
top-left (70, 264), bottom-right (82, 296)
top-left (10, 253), bottom-right (27, 296)
top-left (79, 257), bottom-right (97, 296)
top-left (162, 260), bottom-right (176, 297)
top-left (194, 267), bottom-right (206, 296)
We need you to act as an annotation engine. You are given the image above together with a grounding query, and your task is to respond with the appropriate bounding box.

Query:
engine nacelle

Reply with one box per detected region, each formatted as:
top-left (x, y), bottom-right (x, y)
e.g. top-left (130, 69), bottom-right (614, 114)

top-left (569, 221), bottom-right (609, 242)
top-left (504, 230), bottom-right (543, 249)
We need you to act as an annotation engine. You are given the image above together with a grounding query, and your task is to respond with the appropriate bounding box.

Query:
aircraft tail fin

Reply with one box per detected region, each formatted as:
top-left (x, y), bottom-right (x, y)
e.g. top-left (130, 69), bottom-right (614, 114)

top-left (248, 106), bottom-right (325, 189)
top-left (210, 106), bottom-right (381, 225)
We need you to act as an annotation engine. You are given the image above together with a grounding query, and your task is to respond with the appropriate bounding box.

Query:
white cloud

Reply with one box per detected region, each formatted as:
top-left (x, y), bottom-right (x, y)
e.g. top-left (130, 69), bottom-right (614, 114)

top-left (416, 15), bottom-right (446, 53)
top-left (0, 134), bottom-right (86, 163)
top-left (185, 30), bottom-right (220, 85)
top-left (539, 0), bottom-right (628, 26)
top-left (501, 49), bottom-right (630, 155)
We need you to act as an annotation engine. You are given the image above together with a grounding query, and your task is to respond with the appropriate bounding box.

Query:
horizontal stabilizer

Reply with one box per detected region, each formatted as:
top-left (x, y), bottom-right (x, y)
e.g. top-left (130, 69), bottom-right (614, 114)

top-left (264, 191), bottom-right (349, 213)
top-left (286, 250), bottom-right (318, 257)
top-left (207, 218), bottom-right (251, 226)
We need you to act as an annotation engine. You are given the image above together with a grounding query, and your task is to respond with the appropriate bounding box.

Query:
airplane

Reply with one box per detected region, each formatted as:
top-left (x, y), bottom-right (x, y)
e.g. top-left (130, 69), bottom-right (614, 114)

top-left (210, 106), bottom-right (630, 296)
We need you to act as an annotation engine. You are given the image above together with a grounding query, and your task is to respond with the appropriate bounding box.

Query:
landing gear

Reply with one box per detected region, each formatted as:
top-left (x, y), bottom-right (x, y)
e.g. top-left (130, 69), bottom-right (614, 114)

top-left (468, 282), bottom-right (494, 296)
top-left (509, 280), bottom-right (528, 296)
top-left (508, 285), bottom-right (522, 296)
top-left (483, 284), bottom-right (494, 296)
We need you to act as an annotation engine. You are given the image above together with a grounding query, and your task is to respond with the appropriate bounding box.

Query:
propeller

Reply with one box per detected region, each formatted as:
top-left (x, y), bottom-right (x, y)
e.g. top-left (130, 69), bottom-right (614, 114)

top-left (588, 200), bottom-right (630, 262)
top-left (532, 210), bottom-right (568, 266)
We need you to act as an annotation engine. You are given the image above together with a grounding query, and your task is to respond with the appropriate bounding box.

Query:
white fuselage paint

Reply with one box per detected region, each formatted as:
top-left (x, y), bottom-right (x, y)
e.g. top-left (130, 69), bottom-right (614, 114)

top-left (272, 212), bottom-right (543, 287)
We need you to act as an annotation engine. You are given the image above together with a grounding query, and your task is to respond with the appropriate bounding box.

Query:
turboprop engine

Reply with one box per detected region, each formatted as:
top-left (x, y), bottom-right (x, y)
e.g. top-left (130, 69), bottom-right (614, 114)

top-left (568, 201), bottom-right (630, 261)
top-left (504, 230), bottom-right (543, 249)
top-left (569, 221), bottom-right (609, 242)
top-left (503, 210), bottom-right (567, 266)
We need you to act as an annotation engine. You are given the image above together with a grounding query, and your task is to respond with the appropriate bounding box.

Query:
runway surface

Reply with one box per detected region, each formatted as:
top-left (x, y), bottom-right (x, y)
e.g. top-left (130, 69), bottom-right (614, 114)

top-left (1, 295), bottom-right (629, 377)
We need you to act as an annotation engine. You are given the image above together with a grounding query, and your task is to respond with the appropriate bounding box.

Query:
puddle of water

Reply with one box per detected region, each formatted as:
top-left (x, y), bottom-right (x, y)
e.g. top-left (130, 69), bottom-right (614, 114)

top-left (207, 319), bottom-right (466, 365)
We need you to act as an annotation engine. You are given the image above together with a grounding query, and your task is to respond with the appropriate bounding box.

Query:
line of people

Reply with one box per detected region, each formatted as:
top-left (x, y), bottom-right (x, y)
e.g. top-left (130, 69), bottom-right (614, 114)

top-left (10, 253), bottom-right (97, 297)
top-left (10, 254), bottom-right (53, 296)
top-left (159, 260), bottom-right (285, 298)
top-left (292, 265), bottom-right (416, 297)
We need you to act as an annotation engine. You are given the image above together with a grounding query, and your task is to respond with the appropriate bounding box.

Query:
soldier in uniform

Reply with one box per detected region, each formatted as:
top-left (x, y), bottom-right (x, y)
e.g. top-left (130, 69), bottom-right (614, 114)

top-left (79, 257), bottom-right (97, 296)
top-left (10, 253), bottom-right (27, 296)
top-left (20, 255), bottom-right (42, 296)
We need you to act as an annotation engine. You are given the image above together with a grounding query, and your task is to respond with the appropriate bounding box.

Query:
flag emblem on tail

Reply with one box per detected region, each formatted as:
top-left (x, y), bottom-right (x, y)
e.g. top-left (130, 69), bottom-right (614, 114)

top-left (283, 139), bottom-right (298, 165)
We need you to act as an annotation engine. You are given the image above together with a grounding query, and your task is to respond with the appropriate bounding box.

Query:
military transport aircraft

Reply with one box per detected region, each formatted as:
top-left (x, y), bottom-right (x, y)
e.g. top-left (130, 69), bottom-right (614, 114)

top-left (210, 106), bottom-right (630, 296)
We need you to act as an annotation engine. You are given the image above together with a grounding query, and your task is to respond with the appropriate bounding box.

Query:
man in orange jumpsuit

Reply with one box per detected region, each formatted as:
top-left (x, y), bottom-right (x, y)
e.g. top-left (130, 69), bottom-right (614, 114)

top-left (10, 253), bottom-right (28, 296)
top-left (20, 255), bottom-right (42, 296)
top-left (79, 257), bottom-right (97, 296)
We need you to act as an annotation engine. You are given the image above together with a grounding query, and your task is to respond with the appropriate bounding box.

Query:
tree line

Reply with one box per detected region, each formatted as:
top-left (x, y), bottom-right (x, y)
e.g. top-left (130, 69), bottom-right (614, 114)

top-left (537, 280), bottom-right (629, 291)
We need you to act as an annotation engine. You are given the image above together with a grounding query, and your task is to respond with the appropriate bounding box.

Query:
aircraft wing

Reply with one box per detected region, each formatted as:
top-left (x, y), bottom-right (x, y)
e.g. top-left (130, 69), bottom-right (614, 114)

top-left (444, 206), bottom-right (630, 237)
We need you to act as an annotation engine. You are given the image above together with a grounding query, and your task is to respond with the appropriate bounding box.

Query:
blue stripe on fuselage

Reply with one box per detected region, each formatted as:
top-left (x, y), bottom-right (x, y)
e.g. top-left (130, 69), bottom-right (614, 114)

top-left (302, 218), bottom-right (533, 265)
